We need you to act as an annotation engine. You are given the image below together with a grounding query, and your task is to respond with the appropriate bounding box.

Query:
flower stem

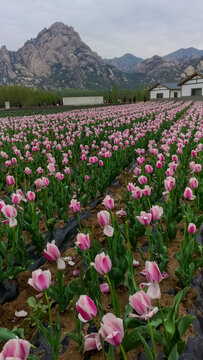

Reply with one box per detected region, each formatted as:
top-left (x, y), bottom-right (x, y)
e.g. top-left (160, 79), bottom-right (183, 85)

top-left (183, 215), bottom-right (187, 249)
top-left (119, 344), bottom-right (127, 360)
top-left (157, 299), bottom-right (168, 342)
top-left (147, 319), bottom-right (157, 360)
top-left (125, 221), bottom-right (137, 291)
top-left (44, 290), bottom-right (54, 349)
top-left (106, 273), bottom-right (120, 317)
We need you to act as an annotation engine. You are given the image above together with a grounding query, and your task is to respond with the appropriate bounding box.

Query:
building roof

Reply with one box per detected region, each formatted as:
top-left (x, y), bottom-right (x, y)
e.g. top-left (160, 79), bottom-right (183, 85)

top-left (178, 72), bottom-right (203, 86)
top-left (149, 82), bottom-right (181, 91)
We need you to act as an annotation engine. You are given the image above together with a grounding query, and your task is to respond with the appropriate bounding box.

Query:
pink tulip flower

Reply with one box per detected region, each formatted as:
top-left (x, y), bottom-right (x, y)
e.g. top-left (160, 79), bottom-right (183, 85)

top-left (129, 290), bottom-right (158, 320)
top-left (187, 223), bottom-right (196, 234)
top-left (132, 186), bottom-right (143, 199)
top-left (25, 167), bottom-right (32, 175)
top-left (91, 252), bottom-right (112, 274)
top-left (133, 167), bottom-right (141, 176)
top-left (76, 295), bottom-right (97, 322)
top-left (100, 282), bottom-right (110, 294)
top-left (28, 269), bottom-right (51, 291)
top-left (116, 208), bottom-right (127, 216)
top-left (189, 178), bottom-right (198, 189)
top-left (27, 191), bottom-right (35, 202)
top-left (6, 175), bottom-right (15, 186)
top-left (164, 176), bottom-right (176, 192)
top-left (97, 210), bottom-right (114, 237)
top-left (127, 183), bottom-right (135, 192)
top-left (99, 313), bottom-right (124, 346)
top-left (0, 338), bottom-right (30, 360)
top-left (136, 211), bottom-right (152, 225)
top-left (102, 195), bottom-right (114, 210)
top-left (150, 205), bottom-right (163, 221)
top-left (145, 165), bottom-right (153, 174)
top-left (156, 160), bottom-right (162, 169)
top-left (84, 333), bottom-right (102, 352)
top-left (138, 175), bottom-right (147, 185)
top-left (1, 205), bottom-right (17, 227)
top-left (142, 261), bottom-right (163, 299)
top-left (44, 240), bottom-right (65, 270)
top-left (75, 233), bottom-right (90, 250)
top-left (42, 177), bottom-right (49, 187)
top-left (12, 193), bottom-right (22, 205)
top-left (143, 185), bottom-right (152, 197)
top-left (183, 187), bottom-right (196, 200)
top-left (69, 198), bottom-right (80, 213)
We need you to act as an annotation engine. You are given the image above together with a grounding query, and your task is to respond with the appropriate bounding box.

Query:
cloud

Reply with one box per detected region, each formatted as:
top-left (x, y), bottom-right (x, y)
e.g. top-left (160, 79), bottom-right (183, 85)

top-left (0, 0), bottom-right (203, 58)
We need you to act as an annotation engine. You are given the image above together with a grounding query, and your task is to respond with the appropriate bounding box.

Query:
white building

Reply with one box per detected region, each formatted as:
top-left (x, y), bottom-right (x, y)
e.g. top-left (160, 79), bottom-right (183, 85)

top-left (149, 82), bottom-right (181, 100)
top-left (178, 72), bottom-right (203, 97)
top-left (63, 96), bottom-right (104, 106)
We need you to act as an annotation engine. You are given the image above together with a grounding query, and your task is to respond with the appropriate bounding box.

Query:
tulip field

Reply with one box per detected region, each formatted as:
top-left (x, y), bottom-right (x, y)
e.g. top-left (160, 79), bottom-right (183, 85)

top-left (0, 101), bottom-right (203, 359)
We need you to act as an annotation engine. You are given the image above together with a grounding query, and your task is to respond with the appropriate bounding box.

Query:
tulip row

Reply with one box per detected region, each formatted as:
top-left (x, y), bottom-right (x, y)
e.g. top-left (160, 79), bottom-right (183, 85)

top-left (0, 101), bottom-right (202, 360)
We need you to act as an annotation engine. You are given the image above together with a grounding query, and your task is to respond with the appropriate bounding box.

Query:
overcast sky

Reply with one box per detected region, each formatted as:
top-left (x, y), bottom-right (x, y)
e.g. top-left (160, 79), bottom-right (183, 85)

top-left (0, 0), bottom-right (203, 59)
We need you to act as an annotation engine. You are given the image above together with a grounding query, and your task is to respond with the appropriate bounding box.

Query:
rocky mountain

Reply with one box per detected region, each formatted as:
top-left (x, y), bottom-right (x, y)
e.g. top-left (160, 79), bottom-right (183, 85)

top-left (163, 47), bottom-right (203, 63)
top-left (104, 53), bottom-right (143, 73)
top-left (0, 23), bottom-right (203, 90)
top-left (135, 54), bottom-right (203, 85)
top-left (0, 22), bottom-right (129, 90)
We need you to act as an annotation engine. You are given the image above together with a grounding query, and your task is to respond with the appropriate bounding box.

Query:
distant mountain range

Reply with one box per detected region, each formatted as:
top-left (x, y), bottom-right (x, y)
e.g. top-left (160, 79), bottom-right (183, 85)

top-left (0, 22), bottom-right (202, 90)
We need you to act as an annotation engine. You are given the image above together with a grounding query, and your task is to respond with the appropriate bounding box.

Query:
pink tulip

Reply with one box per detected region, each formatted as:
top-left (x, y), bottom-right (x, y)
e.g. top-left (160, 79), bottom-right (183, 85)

top-left (102, 195), bottom-right (114, 210)
top-left (76, 295), bottom-right (97, 322)
top-left (150, 205), bottom-right (163, 221)
top-left (187, 223), bottom-right (196, 234)
top-left (100, 282), bottom-right (110, 294)
top-left (143, 185), bottom-right (151, 197)
top-left (189, 178), bottom-right (198, 189)
top-left (129, 290), bottom-right (158, 320)
top-left (0, 338), bottom-right (30, 360)
top-left (25, 167), bottom-right (32, 175)
top-left (99, 313), bottom-right (124, 346)
top-left (91, 252), bottom-right (112, 274)
top-left (97, 210), bottom-right (114, 237)
top-left (143, 261), bottom-right (162, 299)
top-left (194, 164), bottom-right (202, 173)
top-left (145, 261), bottom-right (162, 283)
top-left (44, 240), bottom-right (65, 270)
top-left (132, 186), bottom-right (143, 199)
top-left (138, 175), bottom-right (147, 185)
top-left (28, 269), bottom-right (51, 291)
top-left (75, 233), bottom-right (90, 250)
top-left (183, 187), bottom-right (196, 200)
top-left (0, 200), bottom-right (5, 211)
top-left (69, 198), bottom-right (80, 213)
top-left (37, 166), bottom-right (44, 174)
top-left (133, 167), bottom-right (141, 176)
top-left (164, 176), bottom-right (176, 192)
top-left (42, 177), bottom-right (49, 187)
top-left (156, 160), bottom-right (162, 169)
top-left (1, 205), bottom-right (17, 227)
top-left (136, 211), bottom-right (152, 225)
top-left (35, 178), bottom-right (43, 188)
top-left (127, 183), bottom-right (135, 192)
top-left (12, 193), bottom-right (22, 205)
top-left (27, 191), bottom-right (35, 202)
top-left (6, 175), bottom-right (15, 186)
top-left (145, 165), bottom-right (153, 174)
top-left (116, 208), bottom-right (127, 216)
top-left (84, 333), bottom-right (102, 352)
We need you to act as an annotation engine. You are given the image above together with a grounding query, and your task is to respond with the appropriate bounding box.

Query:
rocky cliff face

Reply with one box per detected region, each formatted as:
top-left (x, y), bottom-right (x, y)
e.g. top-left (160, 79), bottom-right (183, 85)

top-left (0, 22), bottom-right (129, 90)
top-left (0, 23), bottom-right (203, 90)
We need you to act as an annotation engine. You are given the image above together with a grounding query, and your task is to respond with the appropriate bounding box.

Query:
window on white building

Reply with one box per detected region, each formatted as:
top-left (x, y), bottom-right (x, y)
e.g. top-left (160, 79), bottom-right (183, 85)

top-left (191, 88), bottom-right (202, 96)
top-left (157, 93), bottom-right (163, 98)
top-left (174, 92), bottom-right (178, 98)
